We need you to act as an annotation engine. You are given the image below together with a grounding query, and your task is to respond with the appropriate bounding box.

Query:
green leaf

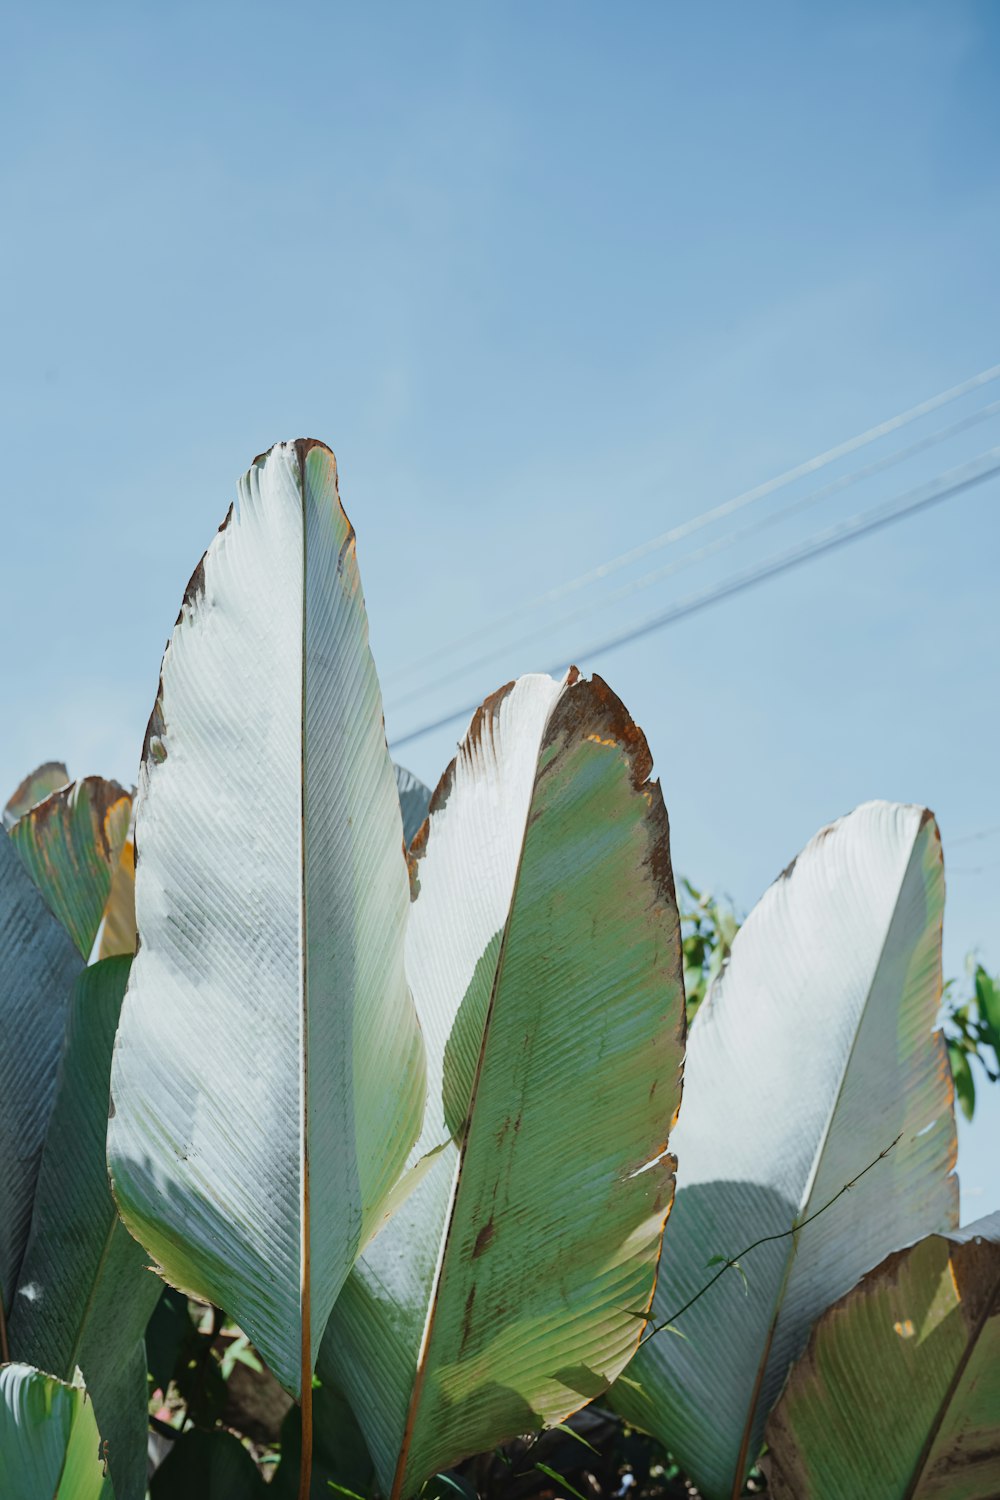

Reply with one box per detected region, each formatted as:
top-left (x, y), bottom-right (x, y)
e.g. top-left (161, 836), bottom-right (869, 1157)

top-left (2, 762), bottom-right (69, 831)
top-left (107, 440), bottom-right (426, 1398)
top-left (145, 1288), bottom-right (197, 1395)
top-left (615, 802), bottom-right (958, 1500)
top-left (949, 1041), bottom-right (976, 1121)
top-left (0, 1364), bottom-right (113, 1499)
top-left (534, 1463), bottom-right (591, 1500)
top-left (218, 1332), bottom-right (263, 1381)
top-left (975, 966), bottom-right (1000, 1036)
top-left (0, 830), bottom-right (82, 1317)
top-left (150, 1429), bottom-right (264, 1499)
top-left (764, 1212), bottom-right (1000, 1498)
top-left (272, 1376), bottom-right (374, 1500)
top-left (322, 671), bottom-right (685, 1499)
top-left (9, 956), bottom-right (160, 1500)
top-left (9, 777), bottom-right (131, 957)
top-left (549, 1422), bottom-right (600, 1455)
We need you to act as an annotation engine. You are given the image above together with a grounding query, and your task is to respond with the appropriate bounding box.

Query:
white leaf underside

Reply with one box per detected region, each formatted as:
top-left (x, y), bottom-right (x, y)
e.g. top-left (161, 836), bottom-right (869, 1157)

top-left (615, 800), bottom-right (958, 1500)
top-left (322, 671), bottom-right (686, 1498)
top-left (107, 439), bottom-right (425, 1395)
top-left (0, 831), bottom-right (82, 1317)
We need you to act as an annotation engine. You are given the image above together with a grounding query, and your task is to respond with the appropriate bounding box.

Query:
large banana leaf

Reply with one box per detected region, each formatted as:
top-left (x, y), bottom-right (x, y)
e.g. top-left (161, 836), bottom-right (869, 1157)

top-left (764, 1212), bottom-right (1000, 1498)
top-left (0, 1363), bottom-right (113, 1499)
top-left (3, 761), bottom-right (69, 830)
top-left (0, 831), bottom-right (82, 1326)
top-left (614, 801), bottom-right (958, 1500)
top-left (321, 670), bottom-right (686, 1499)
top-left (9, 777), bottom-right (131, 957)
top-left (10, 957), bottom-right (160, 1500)
top-left (107, 439), bottom-right (425, 1398)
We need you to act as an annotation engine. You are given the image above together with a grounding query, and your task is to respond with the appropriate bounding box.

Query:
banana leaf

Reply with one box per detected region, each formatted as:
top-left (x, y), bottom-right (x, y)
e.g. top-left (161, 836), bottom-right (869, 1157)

top-left (107, 439), bottom-right (425, 1398)
top-left (10, 957), bottom-right (160, 1500)
top-left (764, 1211), bottom-right (1000, 1498)
top-left (614, 801), bottom-right (958, 1499)
top-left (9, 777), bottom-right (131, 957)
top-left (0, 1363), bottom-right (113, 1499)
top-left (0, 831), bottom-right (82, 1323)
top-left (321, 670), bottom-right (686, 1498)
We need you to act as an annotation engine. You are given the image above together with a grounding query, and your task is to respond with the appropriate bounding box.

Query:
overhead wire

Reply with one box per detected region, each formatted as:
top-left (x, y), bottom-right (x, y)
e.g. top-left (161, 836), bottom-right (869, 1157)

top-left (388, 447), bottom-right (1000, 750)
top-left (950, 824), bottom-right (1000, 847)
top-left (385, 394), bottom-right (1000, 714)
top-left (382, 361), bottom-right (1000, 690)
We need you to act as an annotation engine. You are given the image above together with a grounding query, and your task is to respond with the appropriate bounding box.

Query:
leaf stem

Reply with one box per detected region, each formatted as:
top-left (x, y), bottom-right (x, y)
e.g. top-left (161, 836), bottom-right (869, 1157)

top-left (640, 1133), bottom-right (902, 1347)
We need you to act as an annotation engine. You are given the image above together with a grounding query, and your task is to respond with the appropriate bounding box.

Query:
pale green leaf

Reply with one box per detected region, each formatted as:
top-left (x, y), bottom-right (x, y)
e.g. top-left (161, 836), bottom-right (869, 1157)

top-left (0, 831), bottom-right (82, 1317)
top-left (614, 802), bottom-right (958, 1500)
top-left (764, 1212), bottom-right (1000, 1498)
top-left (9, 777), bottom-right (131, 957)
top-left (0, 1364), bottom-right (113, 1499)
top-left (321, 670), bottom-right (685, 1498)
top-left (107, 440), bottom-right (426, 1397)
top-left (9, 957), bottom-right (159, 1500)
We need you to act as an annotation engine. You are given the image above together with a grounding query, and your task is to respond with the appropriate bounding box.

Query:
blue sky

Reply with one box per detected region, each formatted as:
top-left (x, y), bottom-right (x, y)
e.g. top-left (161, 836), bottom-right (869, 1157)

top-left (3, 2), bottom-right (998, 1210)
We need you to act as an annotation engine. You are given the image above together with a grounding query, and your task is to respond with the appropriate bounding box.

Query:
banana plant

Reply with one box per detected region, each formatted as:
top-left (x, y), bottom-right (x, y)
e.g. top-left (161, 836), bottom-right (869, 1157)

top-left (9, 957), bottom-right (160, 1500)
top-left (764, 1212), bottom-right (1000, 1498)
top-left (107, 441), bottom-right (428, 1417)
top-left (614, 801), bottom-right (958, 1500)
top-left (0, 830), bottom-right (82, 1331)
top-left (321, 669), bottom-right (686, 1499)
top-left (9, 776), bottom-right (131, 958)
top-left (0, 1364), bottom-right (113, 1499)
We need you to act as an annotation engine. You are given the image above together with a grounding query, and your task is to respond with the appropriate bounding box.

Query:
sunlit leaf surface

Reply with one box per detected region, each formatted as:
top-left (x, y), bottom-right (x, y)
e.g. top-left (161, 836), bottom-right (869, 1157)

top-left (107, 440), bottom-right (425, 1397)
top-left (765, 1212), bottom-right (1000, 1499)
top-left (322, 670), bottom-right (686, 1498)
top-left (615, 801), bottom-right (958, 1500)
top-left (0, 1364), bottom-right (113, 1499)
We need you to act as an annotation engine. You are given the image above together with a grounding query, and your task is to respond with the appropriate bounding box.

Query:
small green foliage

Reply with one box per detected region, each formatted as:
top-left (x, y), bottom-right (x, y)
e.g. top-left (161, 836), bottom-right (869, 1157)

top-left (678, 877), bottom-right (739, 1024)
top-left (533, 1462), bottom-right (592, 1500)
top-left (942, 955), bottom-right (1000, 1120)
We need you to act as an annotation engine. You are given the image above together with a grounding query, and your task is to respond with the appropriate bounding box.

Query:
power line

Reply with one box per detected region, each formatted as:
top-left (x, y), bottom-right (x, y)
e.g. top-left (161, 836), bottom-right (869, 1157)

top-left (950, 823), bottom-right (1000, 847)
top-left (385, 394), bottom-right (1000, 714)
top-left (388, 448), bottom-right (1000, 750)
top-left (382, 361), bottom-right (1000, 690)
